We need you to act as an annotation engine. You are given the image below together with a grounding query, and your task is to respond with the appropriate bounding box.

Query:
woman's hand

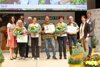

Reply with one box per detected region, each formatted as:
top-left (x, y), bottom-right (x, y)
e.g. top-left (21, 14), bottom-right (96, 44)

top-left (8, 36), bottom-right (11, 40)
top-left (85, 37), bottom-right (89, 41)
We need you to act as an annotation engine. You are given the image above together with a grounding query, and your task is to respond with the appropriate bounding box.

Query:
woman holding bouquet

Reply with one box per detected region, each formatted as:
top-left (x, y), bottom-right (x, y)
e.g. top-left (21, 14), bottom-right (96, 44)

top-left (7, 16), bottom-right (17, 60)
top-left (15, 20), bottom-right (28, 60)
top-left (28, 17), bottom-right (41, 60)
top-left (56, 16), bottom-right (67, 59)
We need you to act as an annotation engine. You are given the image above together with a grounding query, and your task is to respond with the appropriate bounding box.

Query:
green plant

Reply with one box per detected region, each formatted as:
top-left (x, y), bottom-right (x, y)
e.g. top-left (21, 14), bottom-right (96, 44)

top-left (72, 43), bottom-right (84, 56)
top-left (68, 57), bottom-right (82, 64)
top-left (68, 43), bottom-right (86, 64)
top-left (92, 37), bottom-right (99, 48)
top-left (0, 49), bottom-right (4, 63)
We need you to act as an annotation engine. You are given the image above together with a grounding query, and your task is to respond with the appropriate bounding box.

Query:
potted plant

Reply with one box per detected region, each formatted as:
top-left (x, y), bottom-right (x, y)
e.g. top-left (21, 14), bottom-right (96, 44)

top-left (0, 49), bottom-right (4, 67)
top-left (91, 37), bottom-right (99, 54)
top-left (68, 43), bottom-right (86, 67)
top-left (84, 54), bottom-right (100, 67)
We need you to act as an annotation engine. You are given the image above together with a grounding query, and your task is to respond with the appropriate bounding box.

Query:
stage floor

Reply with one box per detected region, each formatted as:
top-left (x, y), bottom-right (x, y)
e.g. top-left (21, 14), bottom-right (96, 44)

top-left (2, 52), bottom-right (70, 67)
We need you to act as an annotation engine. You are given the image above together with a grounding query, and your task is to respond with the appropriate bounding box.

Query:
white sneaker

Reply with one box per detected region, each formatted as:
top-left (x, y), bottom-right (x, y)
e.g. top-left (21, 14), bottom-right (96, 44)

top-left (32, 58), bottom-right (35, 60)
top-left (37, 58), bottom-right (40, 60)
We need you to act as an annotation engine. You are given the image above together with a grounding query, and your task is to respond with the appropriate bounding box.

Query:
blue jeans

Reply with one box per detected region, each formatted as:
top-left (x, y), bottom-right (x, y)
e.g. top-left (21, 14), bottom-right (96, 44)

top-left (88, 37), bottom-right (92, 55)
top-left (68, 35), bottom-right (78, 55)
top-left (57, 36), bottom-right (67, 57)
top-left (44, 38), bottom-right (56, 57)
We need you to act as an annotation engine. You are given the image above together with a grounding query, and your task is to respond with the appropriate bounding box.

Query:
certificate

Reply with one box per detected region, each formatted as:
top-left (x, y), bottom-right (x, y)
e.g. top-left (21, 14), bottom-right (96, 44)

top-left (67, 26), bottom-right (77, 33)
top-left (17, 35), bottom-right (28, 43)
top-left (44, 25), bottom-right (55, 33)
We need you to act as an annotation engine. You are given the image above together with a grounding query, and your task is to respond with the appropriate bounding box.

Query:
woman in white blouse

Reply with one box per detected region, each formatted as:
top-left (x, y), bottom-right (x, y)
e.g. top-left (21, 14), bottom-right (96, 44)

top-left (80, 15), bottom-right (90, 55)
top-left (28, 17), bottom-right (41, 60)
top-left (7, 16), bottom-right (17, 60)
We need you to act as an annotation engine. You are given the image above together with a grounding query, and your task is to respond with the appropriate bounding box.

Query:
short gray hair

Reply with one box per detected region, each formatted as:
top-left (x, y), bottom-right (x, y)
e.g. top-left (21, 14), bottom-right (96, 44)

top-left (28, 17), bottom-right (32, 19)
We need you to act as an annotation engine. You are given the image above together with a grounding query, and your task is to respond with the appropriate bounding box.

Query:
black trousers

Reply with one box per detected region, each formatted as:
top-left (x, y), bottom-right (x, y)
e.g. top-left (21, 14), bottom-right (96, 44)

top-left (17, 43), bottom-right (26, 57)
top-left (25, 35), bottom-right (30, 57)
top-left (31, 38), bottom-right (39, 58)
top-left (57, 36), bottom-right (67, 57)
top-left (25, 43), bottom-right (29, 57)
top-left (14, 45), bottom-right (19, 57)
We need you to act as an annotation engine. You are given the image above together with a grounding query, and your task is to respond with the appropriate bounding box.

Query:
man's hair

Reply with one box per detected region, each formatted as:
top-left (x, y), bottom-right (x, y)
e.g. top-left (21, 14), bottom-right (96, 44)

top-left (87, 11), bottom-right (92, 15)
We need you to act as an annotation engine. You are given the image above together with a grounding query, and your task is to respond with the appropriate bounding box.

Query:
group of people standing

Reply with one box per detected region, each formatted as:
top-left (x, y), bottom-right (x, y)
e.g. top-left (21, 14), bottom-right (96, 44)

top-left (7, 11), bottom-right (95, 60)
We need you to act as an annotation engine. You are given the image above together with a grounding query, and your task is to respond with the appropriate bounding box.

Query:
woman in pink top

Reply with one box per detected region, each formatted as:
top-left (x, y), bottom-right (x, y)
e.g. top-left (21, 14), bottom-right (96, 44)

top-left (7, 16), bottom-right (17, 60)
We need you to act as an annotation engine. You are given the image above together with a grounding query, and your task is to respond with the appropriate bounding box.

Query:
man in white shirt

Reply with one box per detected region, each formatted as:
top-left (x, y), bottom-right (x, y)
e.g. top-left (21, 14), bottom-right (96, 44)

top-left (67, 16), bottom-right (79, 55)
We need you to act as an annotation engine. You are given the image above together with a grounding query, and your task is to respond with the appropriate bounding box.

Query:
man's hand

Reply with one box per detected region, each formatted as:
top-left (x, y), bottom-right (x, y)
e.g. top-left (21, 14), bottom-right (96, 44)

top-left (58, 32), bottom-right (63, 35)
top-left (49, 32), bottom-right (54, 34)
top-left (41, 31), bottom-right (45, 34)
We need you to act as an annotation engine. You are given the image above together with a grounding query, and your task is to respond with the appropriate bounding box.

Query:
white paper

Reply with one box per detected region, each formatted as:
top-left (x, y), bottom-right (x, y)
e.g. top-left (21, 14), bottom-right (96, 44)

top-left (17, 35), bottom-right (28, 43)
top-left (67, 26), bottom-right (77, 33)
top-left (44, 25), bottom-right (55, 33)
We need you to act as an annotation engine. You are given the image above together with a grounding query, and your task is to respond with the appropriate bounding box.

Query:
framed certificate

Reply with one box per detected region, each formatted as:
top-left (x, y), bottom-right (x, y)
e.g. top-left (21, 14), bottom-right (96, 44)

top-left (17, 35), bottom-right (28, 43)
top-left (67, 26), bottom-right (77, 33)
top-left (44, 25), bottom-right (55, 33)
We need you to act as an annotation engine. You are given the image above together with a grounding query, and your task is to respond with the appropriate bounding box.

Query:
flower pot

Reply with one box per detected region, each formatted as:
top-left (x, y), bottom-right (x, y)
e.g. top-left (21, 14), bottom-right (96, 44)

top-left (0, 63), bottom-right (2, 67)
top-left (69, 63), bottom-right (84, 67)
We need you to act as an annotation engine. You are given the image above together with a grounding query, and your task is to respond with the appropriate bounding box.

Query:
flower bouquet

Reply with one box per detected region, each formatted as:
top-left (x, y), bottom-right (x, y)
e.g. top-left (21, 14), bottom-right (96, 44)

top-left (13, 27), bottom-right (23, 35)
top-left (28, 25), bottom-right (40, 33)
top-left (56, 24), bottom-right (66, 32)
top-left (84, 54), bottom-right (100, 67)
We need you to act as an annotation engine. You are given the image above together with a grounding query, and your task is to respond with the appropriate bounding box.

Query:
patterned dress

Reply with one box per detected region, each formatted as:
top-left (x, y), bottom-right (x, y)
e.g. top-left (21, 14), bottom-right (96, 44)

top-left (7, 23), bottom-right (17, 48)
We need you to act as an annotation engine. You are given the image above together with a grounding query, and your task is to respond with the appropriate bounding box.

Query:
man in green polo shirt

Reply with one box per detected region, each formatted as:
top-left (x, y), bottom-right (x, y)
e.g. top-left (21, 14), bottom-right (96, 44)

top-left (41, 16), bottom-right (57, 59)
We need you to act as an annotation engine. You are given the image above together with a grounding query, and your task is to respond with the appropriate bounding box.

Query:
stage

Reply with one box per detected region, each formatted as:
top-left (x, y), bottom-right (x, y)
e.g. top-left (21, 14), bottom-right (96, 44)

top-left (2, 52), bottom-right (69, 67)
